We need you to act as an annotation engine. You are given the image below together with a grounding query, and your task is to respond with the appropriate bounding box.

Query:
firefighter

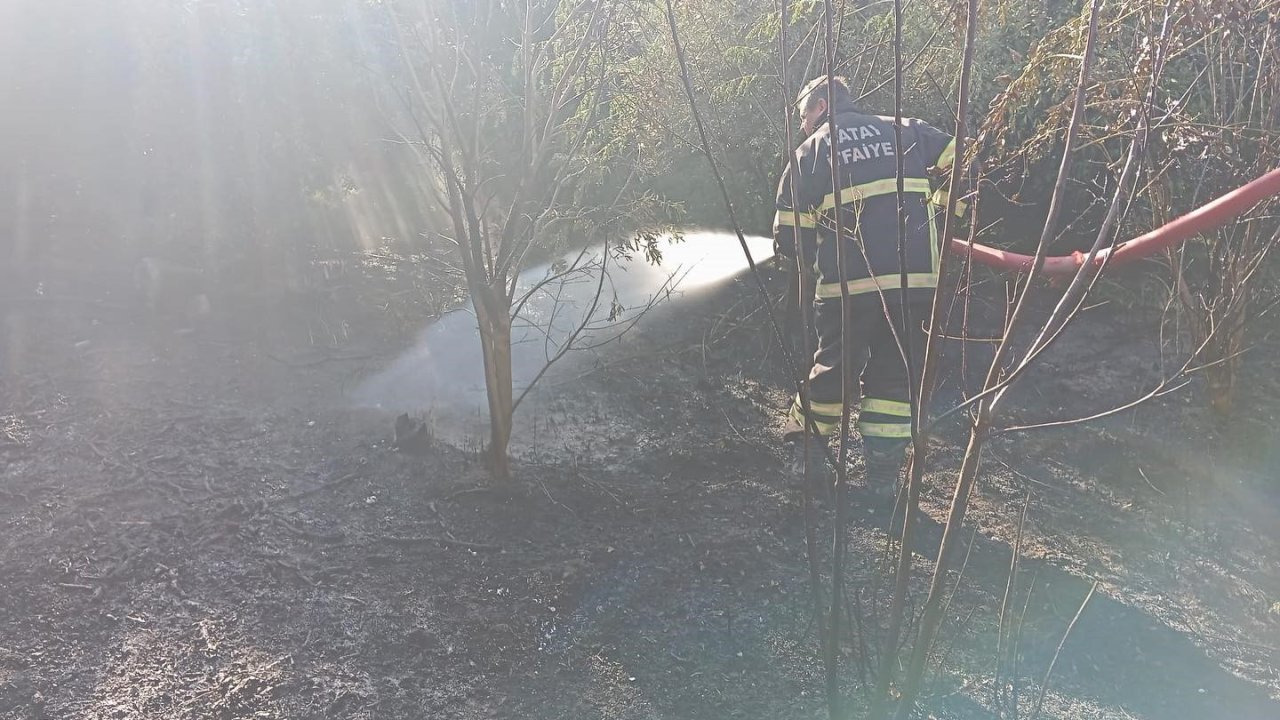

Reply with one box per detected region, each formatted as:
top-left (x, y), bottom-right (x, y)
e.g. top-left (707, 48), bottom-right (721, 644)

top-left (773, 75), bottom-right (965, 497)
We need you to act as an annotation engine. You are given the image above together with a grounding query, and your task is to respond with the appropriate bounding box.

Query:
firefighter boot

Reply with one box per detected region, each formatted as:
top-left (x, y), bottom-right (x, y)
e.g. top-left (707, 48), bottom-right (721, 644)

top-left (864, 437), bottom-right (910, 502)
top-left (788, 436), bottom-right (834, 501)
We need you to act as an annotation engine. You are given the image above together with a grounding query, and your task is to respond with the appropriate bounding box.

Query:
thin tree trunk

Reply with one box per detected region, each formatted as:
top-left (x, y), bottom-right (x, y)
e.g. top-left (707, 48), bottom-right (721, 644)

top-left (874, 0), bottom-right (979, 711)
top-left (819, 0), bottom-right (852, 714)
top-left (778, 0), bottom-right (826, 630)
top-left (890, 3), bottom-right (1103, 716)
top-left (475, 281), bottom-right (514, 483)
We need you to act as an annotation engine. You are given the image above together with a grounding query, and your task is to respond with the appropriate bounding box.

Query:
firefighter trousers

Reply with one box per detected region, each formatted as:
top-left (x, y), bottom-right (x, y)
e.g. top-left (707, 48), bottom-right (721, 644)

top-left (784, 291), bottom-right (932, 465)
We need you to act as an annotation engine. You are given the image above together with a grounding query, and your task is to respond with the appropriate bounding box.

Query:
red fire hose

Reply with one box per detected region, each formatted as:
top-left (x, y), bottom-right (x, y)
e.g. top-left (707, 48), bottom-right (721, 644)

top-left (947, 167), bottom-right (1280, 275)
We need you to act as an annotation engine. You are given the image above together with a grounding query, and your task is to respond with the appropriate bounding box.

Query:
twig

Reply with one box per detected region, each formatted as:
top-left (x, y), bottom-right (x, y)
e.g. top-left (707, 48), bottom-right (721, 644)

top-left (534, 474), bottom-right (577, 517)
top-left (55, 582), bottom-right (98, 592)
top-left (273, 516), bottom-right (347, 543)
top-left (87, 441), bottom-right (132, 471)
top-left (575, 471), bottom-right (623, 506)
top-left (1136, 467), bottom-right (1165, 496)
top-left (996, 492), bottom-right (1032, 710)
top-left (442, 486), bottom-right (500, 503)
top-left (853, 589), bottom-right (873, 698)
top-left (382, 535), bottom-right (502, 552)
top-left (1011, 562), bottom-right (1043, 719)
top-left (1031, 580), bottom-right (1098, 720)
top-left (931, 527), bottom-right (980, 680)
top-left (985, 449), bottom-right (1059, 493)
top-left (997, 379), bottom-right (1193, 434)
top-left (929, 605), bottom-right (979, 692)
top-left (721, 408), bottom-right (750, 444)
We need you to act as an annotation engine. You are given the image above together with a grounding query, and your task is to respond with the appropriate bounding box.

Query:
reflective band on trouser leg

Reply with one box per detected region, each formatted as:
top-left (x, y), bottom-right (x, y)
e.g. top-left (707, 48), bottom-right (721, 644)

top-left (790, 395), bottom-right (840, 436)
top-left (859, 396), bottom-right (913, 439)
top-left (861, 397), bottom-right (912, 417)
top-left (858, 420), bottom-right (913, 438)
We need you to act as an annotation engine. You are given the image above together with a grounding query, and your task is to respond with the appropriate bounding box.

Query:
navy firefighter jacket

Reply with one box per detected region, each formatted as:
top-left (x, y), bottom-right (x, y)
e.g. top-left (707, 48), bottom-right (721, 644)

top-left (773, 101), bottom-right (964, 301)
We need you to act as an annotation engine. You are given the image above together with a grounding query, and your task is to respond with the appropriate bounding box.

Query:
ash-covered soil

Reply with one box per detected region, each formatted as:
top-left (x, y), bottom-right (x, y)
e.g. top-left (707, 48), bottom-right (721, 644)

top-left (2, 261), bottom-right (1277, 719)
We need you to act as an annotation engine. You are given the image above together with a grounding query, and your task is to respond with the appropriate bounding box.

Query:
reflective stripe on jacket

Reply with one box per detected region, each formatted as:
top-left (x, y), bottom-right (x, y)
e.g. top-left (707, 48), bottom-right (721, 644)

top-left (773, 103), bottom-right (961, 298)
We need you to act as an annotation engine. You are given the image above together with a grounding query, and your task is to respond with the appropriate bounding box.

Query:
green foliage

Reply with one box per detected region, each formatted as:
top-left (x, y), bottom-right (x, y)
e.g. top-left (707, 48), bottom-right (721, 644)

top-left (969, 0), bottom-right (1279, 412)
top-left (610, 0), bottom-right (1055, 234)
top-left (976, 0), bottom-right (1278, 248)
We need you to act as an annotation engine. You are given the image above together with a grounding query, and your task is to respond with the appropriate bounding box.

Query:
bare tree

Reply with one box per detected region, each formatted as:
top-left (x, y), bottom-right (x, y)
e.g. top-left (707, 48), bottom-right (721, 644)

top-left (385, 0), bottom-right (665, 482)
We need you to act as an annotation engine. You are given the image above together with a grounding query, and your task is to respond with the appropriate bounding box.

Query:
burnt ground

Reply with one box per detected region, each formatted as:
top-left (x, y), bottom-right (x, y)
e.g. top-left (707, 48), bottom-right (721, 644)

top-left (1, 260), bottom-right (1278, 719)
